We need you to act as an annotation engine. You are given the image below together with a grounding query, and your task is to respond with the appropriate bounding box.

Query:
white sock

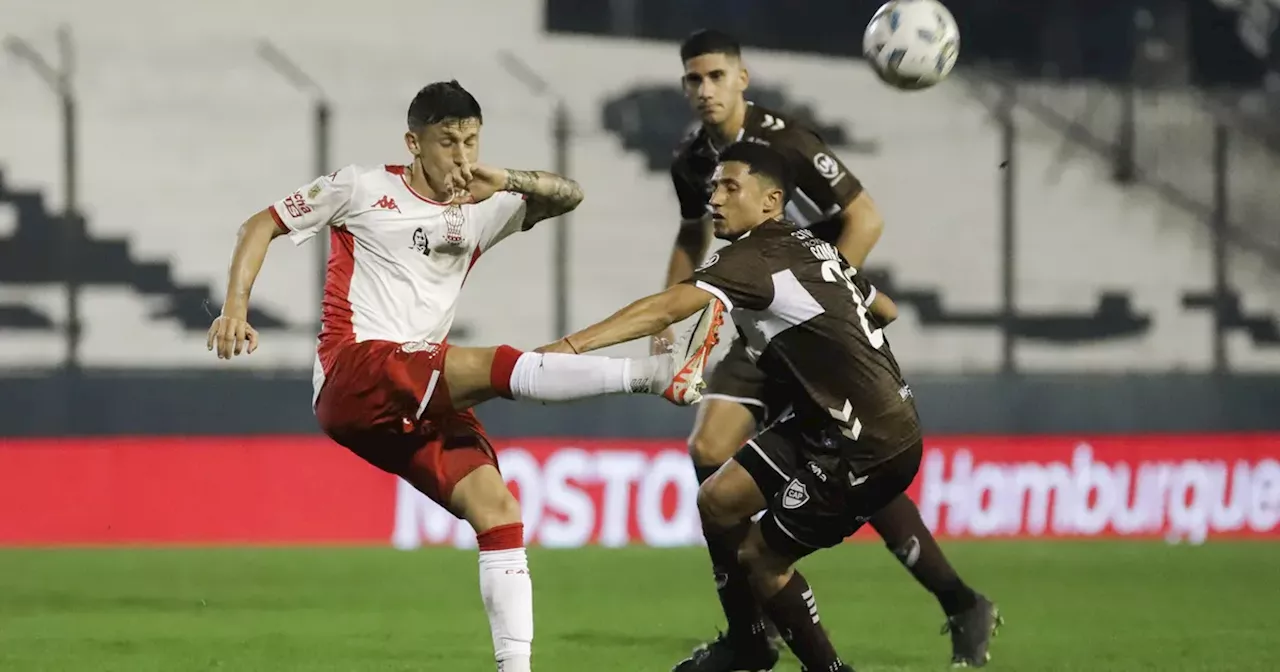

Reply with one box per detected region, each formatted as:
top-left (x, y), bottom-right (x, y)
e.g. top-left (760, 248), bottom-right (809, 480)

top-left (479, 547), bottom-right (533, 671)
top-left (507, 352), bottom-right (671, 402)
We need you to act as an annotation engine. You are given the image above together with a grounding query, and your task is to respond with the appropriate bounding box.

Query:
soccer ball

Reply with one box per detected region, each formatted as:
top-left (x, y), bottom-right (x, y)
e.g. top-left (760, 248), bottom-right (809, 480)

top-left (862, 0), bottom-right (960, 91)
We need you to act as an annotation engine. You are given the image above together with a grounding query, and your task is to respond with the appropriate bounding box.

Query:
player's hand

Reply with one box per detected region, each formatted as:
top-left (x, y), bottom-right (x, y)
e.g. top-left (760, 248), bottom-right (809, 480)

top-left (459, 164), bottom-right (508, 204)
top-left (534, 338), bottom-right (578, 355)
top-left (206, 314), bottom-right (259, 360)
top-left (650, 329), bottom-right (675, 355)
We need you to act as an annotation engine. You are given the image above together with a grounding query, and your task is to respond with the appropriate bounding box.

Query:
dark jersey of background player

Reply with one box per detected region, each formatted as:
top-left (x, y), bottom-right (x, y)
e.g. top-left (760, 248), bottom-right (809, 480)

top-left (671, 102), bottom-right (864, 246)
top-left (685, 219), bottom-right (921, 470)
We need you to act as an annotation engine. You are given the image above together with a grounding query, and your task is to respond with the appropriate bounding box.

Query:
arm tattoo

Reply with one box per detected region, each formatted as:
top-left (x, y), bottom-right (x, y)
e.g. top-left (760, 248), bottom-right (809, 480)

top-left (503, 169), bottom-right (584, 229)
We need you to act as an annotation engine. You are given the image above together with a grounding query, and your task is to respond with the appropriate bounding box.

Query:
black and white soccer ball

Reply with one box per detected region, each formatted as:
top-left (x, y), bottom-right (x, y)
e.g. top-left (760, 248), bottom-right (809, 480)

top-left (862, 0), bottom-right (960, 91)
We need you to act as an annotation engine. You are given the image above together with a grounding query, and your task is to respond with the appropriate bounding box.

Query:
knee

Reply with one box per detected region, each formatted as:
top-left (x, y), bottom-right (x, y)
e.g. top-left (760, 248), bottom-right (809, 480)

top-left (475, 495), bottom-right (522, 533)
top-left (462, 481), bottom-right (523, 533)
top-left (697, 482), bottom-right (740, 532)
top-left (688, 432), bottom-right (739, 469)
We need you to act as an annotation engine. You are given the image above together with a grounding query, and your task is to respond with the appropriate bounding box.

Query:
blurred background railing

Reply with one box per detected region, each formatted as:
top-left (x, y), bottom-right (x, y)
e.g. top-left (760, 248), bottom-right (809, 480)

top-left (1, 0), bottom-right (1279, 437)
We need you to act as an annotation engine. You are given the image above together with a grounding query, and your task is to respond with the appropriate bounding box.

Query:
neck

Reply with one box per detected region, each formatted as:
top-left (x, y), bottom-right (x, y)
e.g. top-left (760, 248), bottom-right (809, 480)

top-left (754, 212), bottom-right (782, 228)
top-left (706, 100), bottom-right (748, 147)
top-left (737, 215), bottom-right (776, 239)
top-left (408, 159), bottom-right (451, 203)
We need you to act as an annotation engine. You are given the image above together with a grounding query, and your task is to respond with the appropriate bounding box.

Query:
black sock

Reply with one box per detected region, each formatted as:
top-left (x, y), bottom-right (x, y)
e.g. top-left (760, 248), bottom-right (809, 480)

top-left (704, 519), bottom-right (769, 645)
top-left (870, 494), bottom-right (978, 615)
top-left (761, 571), bottom-right (844, 672)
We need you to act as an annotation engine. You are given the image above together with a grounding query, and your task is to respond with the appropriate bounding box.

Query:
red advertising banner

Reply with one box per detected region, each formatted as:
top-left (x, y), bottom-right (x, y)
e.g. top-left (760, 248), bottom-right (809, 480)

top-left (1, 435), bottom-right (1277, 546)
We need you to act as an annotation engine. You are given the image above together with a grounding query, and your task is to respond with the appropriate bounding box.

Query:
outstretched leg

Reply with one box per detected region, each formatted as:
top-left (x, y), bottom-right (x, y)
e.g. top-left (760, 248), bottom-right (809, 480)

top-left (442, 345), bottom-right (678, 410)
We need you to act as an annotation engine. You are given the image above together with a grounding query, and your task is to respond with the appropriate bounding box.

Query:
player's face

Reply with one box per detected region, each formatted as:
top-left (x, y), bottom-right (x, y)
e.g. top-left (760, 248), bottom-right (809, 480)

top-left (681, 53), bottom-right (748, 126)
top-left (708, 161), bottom-right (784, 239)
top-left (406, 117), bottom-right (481, 196)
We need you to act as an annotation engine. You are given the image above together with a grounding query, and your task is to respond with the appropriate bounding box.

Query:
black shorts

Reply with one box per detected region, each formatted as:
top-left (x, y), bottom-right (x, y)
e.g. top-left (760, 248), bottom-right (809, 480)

top-left (734, 415), bottom-right (923, 559)
top-left (705, 339), bottom-right (790, 425)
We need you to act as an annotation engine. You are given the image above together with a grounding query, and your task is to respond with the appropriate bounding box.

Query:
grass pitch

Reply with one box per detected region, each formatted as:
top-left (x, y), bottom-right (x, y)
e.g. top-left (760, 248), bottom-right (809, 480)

top-left (1, 541), bottom-right (1277, 671)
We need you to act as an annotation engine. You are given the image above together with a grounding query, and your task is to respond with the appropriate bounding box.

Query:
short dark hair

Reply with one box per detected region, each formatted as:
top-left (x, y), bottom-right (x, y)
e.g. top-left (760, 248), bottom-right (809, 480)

top-left (719, 142), bottom-right (794, 201)
top-left (679, 29), bottom-right (741, 62)
top-left (407, 80), bottom-right (482, 131)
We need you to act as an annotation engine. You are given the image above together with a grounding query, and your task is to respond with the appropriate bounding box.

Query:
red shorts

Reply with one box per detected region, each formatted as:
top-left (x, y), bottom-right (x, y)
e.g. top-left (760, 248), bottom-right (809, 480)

top-left (314, 339), bottom-right (497, 507)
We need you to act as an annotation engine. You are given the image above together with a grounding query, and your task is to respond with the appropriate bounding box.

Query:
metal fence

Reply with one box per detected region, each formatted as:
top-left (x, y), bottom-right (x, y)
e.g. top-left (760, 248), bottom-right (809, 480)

top-left (4, 1), bottom-right (1279, 378)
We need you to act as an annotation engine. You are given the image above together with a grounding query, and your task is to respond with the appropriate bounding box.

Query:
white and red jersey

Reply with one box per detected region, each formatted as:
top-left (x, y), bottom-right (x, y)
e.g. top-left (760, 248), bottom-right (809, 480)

top-left (268, 164), bottom-right (527, 403)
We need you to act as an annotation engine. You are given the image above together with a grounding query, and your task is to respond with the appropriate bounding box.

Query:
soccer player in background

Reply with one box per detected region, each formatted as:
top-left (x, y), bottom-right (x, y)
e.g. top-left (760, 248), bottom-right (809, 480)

top-left (658, 30), bottom-right (1000, 669)
top-left (206, 80), bottom-right (718, 672)
top-left (544, 142), bottom-right (926, 672)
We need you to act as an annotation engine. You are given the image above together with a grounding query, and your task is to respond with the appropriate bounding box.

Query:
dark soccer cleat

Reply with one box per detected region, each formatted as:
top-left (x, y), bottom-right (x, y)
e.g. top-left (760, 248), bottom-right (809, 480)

top-left (942, 594), bottom-right (1003, 667)
top-left (672, 631), bottom-right (779, 672)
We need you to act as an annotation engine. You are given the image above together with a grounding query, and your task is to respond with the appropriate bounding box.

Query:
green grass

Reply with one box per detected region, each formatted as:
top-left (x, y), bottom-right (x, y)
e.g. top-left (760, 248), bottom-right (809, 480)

top-left (1, 542), bottom-right (1278, 671)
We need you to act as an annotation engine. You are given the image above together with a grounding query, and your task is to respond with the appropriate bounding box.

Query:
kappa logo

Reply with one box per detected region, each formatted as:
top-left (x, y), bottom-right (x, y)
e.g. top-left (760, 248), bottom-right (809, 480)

top-left (781, 478), bottom-right (810, 510)
top-left (372, 195), bottom-right (401, 213)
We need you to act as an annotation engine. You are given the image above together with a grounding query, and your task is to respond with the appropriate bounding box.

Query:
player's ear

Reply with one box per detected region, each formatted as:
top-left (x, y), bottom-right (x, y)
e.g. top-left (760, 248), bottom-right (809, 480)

top-left (765, 186), bottom-right (784, 211)
top-left (739, 64), bottom-right (750, 91)
top-left (404, 131), bottom-right (420, 157)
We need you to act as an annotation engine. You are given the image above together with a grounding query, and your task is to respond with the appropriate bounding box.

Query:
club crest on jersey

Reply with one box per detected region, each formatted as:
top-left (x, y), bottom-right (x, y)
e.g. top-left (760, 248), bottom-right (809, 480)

top-left (695, 253), bottom-right (719, 272)
top-left (410, 227), bottom-right (430, 256)
top-left (781, 478), bottom-right (809, 510)
top-left (813, 153), bottom-right (841, 180)
top-left (442, 204), bottom-right (466, 247)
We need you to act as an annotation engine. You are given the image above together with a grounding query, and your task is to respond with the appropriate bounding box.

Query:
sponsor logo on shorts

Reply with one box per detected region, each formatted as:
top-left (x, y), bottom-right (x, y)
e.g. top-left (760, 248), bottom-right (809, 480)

top-left (782, 478), bottom-right (810, 510)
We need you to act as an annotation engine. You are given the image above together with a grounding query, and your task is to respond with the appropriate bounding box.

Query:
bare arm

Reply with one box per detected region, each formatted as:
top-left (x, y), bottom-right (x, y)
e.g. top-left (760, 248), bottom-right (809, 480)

top-left (208, 208), bottom-right (285, 358)
top-left (221, 208), bottom-right (285, 317)
top-left (664, 218), bottom-right (713, 287)
top-left (833, 191), bottom-right (884, 267)
top-left (869, 290), bottom-right (898, 325)
top-left (559, 284), bottom-right (714, 354)
top-left (503, 169), bottom-right (585, 229)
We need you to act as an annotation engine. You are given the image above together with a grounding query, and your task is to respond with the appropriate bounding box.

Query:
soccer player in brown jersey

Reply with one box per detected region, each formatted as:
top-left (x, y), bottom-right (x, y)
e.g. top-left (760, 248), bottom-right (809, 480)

top-left (657, 30), bottom-right (1000, 669)
top-left (541, 142), bottom-right (979, 672)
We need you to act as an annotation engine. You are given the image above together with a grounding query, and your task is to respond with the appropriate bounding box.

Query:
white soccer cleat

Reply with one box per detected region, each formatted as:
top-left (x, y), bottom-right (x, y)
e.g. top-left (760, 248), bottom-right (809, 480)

top-left (662, 299), bottom-right (726, 405)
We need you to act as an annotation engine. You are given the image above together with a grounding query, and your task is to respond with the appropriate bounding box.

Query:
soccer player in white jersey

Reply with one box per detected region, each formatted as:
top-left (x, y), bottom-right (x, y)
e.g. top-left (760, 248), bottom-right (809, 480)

top-left (205, 80), bottom-right (720, 672)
